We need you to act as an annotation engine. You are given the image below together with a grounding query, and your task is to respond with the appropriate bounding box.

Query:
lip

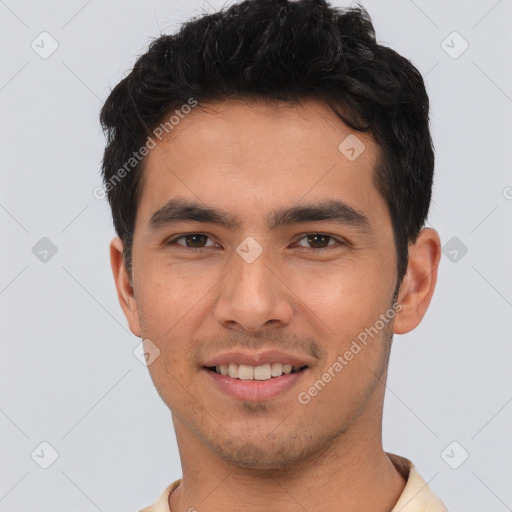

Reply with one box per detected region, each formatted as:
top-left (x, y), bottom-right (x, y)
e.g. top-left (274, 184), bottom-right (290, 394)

top-left (203, 366), bottom-right (309, 401)
top-left (202, 350), bottom-right (311, 368)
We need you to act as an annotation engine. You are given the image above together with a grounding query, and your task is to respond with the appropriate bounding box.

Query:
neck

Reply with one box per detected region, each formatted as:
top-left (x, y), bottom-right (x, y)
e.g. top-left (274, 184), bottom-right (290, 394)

top-left (168, 406), bottom-right (406, 512)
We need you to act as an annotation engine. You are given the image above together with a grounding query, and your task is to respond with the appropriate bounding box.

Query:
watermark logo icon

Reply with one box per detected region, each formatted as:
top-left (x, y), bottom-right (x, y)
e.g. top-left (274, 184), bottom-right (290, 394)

top-left (31, 441), bottom-right (59, 469)
top-left (441, 31), bottom-right (469, 59)
top-left (236, 236), bottom-right (263, 263)
top-left (32, 237), bottom-right (58, 263)
top-left (338, 134), bottom-right (366, 161)
top-left (442, 236), bottom-right (468, 263)
top-left (31, 32), bottom-right (59, 59)
top-left (133, 339), bottom-right (161, 366)
top-left (441, 441), bottom-right (469, 469)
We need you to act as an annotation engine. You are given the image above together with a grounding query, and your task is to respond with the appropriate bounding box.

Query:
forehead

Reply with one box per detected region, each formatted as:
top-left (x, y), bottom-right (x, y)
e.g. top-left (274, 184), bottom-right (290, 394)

top-left (136, 98), bottom-right (386, 231)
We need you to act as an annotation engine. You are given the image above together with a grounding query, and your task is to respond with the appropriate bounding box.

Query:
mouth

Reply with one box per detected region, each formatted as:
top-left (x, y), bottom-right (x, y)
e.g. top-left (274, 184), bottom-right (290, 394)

top-left (204, 363), bottom-right (309, 381)
top-left (203, 362), bottom-right (310, 401)
top-left (201, 350), bottom-right (313, 401)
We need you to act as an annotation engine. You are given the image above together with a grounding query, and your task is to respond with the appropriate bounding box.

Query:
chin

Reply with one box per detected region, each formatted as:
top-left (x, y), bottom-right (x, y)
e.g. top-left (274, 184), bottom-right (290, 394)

top-left (207, 436), bottom-right (315, 472)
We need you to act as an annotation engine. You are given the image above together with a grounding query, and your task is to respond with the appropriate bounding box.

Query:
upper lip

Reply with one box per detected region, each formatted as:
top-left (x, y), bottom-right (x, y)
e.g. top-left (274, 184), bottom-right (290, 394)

top-left (202, 350), bottom-right (311, 368)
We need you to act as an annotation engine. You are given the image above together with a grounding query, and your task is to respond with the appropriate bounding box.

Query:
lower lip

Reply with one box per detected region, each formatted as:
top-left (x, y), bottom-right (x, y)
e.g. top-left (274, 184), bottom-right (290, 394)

top-left (203, 368), bottom-right (308, 401)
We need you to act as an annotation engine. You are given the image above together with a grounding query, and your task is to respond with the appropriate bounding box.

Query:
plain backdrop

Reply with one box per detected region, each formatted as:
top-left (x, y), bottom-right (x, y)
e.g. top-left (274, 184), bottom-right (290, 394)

top-left (1, 0), bottom-right (511, 510)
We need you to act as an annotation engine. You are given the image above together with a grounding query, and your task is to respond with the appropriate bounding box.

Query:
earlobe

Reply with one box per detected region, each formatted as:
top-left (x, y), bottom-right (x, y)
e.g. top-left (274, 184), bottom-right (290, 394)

top-left (110, 237), bottom-right (142, 337)
top-left (393, 228), bottom-right (442, 335)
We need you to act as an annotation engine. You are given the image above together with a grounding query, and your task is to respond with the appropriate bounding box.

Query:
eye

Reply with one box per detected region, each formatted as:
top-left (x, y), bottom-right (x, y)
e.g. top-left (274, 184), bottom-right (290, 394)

top-left (294, 233), bottom-right (345, 250)
top-left (165, 232), bottom-right (346, 252)
top-left (167, 234), bottom-right (218, 250)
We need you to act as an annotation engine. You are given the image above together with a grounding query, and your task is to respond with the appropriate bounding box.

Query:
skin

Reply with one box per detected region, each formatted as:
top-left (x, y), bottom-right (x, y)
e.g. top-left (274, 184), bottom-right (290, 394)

top-left (110, 98), bottom-right (441, 511)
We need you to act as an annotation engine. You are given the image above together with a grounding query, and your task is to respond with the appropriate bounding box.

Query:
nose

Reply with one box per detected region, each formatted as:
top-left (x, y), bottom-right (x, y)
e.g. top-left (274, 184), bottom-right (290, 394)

top-left (213, 247), bottom-right (294, 334)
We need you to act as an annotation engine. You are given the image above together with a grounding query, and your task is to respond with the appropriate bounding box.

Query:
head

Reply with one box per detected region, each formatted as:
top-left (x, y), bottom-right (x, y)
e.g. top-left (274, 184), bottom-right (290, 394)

top-left (101, 0), bottom-right (441, 470)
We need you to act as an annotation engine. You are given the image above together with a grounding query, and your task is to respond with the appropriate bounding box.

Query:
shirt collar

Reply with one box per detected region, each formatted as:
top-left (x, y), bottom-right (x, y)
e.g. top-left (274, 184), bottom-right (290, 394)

top-left (142, 452), bottom-right (447, 512)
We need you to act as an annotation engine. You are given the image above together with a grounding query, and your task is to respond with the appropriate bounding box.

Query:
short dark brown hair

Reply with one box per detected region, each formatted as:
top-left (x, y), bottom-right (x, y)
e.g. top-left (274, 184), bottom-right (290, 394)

top-left (100, 0), bottom-right (434, 294)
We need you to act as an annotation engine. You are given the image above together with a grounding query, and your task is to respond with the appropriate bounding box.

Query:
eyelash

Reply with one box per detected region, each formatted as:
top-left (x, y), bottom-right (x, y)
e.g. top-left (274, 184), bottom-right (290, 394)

top-left (166, 233), bottom-right (347, 252)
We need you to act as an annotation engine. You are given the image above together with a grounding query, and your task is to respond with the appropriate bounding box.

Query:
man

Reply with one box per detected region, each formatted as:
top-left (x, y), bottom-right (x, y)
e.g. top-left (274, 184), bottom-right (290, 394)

top-left (100, 0), bottom-right (446, 510)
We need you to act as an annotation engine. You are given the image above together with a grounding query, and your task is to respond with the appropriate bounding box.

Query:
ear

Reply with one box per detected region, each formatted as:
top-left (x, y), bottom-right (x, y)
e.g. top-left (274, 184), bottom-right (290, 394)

top-left (393, 228), bottom-right (441, 335)
top-left (110, 237), bottom-right (142, 337)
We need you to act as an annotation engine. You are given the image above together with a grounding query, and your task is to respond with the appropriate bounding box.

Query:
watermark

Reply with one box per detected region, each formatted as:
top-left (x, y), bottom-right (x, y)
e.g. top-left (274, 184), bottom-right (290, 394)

top-left (31, 31), bottom-right (59, 59)
top-left (440, 441), bottom-right (469, 469)
top-left (133, 338), bottom-right (161, 367)
top-left (441, 31), bottom-right (469, 60)
top-left (236, 236), bottom-right (263, 263)
top-left (442, 236), bottom-right (468, 263)
top-left (31, 441), bottom-right (59, 469)
top-left (338, 133), bottom-right (365, 161)
top-left (32, 236), bottom-right (58, 263)
top-left (93, 97), bottom-right (198, 200)
top-left (297, 301), bottom-right (402, 405)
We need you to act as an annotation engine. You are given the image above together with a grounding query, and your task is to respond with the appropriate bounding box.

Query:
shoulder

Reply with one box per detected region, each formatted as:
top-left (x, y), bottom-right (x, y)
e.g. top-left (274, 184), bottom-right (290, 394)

top-left (137, 479), bottom-right (182, 512)
top-left (387, 453), bottom-right (448, 512)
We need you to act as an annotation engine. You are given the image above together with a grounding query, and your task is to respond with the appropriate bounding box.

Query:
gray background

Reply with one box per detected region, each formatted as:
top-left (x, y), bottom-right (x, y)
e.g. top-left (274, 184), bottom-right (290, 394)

top-left (1, 0), bottom-right (511, 510)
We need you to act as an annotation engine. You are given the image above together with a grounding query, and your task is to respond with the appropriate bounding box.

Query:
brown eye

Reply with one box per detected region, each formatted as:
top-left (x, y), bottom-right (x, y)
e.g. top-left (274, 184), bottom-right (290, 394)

top-left (306, 234), bottom-right (331, 249)
top-left (167, 234), bottom-right (216, 249)
top-left (183, 234), bottom-right (208, 247)
top-left (295, 234), bottom-right (342, 250)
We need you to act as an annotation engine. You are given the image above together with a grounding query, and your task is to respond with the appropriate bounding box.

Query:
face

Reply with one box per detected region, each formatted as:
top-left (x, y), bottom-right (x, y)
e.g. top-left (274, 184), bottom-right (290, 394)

top-left (111, 98), bottom-right (432, 471)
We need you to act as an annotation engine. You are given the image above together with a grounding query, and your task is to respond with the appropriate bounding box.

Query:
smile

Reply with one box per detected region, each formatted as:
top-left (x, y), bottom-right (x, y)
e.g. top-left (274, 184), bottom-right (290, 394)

top-left (205, 362), bottom-right (308, 381)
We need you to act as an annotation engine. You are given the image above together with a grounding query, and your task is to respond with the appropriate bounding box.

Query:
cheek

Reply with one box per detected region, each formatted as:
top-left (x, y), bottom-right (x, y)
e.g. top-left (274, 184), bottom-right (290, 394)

top-left (135, 260), bottom-right (225, 389)
top-left (289, 255), bottom-right (392, 326)
top-left (137, 257), bottom-right (218, 331)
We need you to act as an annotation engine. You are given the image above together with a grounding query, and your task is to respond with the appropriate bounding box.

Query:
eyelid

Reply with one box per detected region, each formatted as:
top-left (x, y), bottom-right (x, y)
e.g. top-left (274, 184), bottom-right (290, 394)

top-left (292, 233), bottom-right (346, 248)
top-left (166, 233), bottom-right (219, 248)
top-left (166, 232), bottom-right (347, 250)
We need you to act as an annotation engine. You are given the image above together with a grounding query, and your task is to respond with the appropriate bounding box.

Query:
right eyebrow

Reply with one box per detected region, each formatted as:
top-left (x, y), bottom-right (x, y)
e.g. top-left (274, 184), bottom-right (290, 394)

top-left (148, 198), bottom-right (241, 231)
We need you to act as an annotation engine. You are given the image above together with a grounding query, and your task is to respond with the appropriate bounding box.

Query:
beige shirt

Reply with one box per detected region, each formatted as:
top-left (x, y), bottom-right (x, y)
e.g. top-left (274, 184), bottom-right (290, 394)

top-left (140, 452), bottom-right (448, 512)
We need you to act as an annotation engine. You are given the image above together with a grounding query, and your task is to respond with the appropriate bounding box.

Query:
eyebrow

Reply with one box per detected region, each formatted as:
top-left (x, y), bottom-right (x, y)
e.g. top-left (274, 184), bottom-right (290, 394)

top-left (148, 198), bottom-right (371, 233)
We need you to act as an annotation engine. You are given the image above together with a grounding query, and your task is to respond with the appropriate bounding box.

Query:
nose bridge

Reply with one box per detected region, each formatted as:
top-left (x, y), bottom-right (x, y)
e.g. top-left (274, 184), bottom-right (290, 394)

top-left (214, 243), bottom-right (293, 332)
top-left (232, 247), bottom-right (272, 297)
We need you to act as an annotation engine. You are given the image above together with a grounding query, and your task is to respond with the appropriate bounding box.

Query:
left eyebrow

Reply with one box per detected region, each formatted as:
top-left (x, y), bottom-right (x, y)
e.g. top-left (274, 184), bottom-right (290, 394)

top-left (267, 200), bottom-right (371, 232)
top-left (148, 198), bottom-right (372, 233)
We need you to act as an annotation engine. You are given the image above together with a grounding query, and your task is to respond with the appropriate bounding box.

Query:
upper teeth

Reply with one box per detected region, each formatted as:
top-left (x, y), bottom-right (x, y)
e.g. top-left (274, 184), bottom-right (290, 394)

top-left (214, 362), bottom-right (304, 380)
